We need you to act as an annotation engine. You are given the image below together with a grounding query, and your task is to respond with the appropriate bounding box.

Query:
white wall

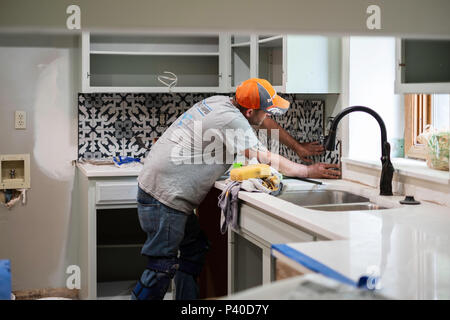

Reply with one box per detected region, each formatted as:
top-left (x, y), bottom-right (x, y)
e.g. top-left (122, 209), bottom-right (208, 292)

top-left (342, 37), bottom-right (450, 205)
top-left (0, 34), bottom-right (80, 291)
top-left (348, 37), bottom-right (403, 160)
top-left (433, 94), bottom-right (450, 130)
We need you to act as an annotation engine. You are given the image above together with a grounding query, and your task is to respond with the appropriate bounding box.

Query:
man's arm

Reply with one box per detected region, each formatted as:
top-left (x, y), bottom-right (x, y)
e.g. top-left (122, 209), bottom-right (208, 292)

top-left (259, 117), bottom-right (324, 162)
top-left (244, 149), bottom-right (340, 179)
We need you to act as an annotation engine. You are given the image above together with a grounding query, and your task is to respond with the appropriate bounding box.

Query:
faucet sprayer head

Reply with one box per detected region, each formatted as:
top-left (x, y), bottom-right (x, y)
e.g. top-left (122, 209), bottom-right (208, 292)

top-left (324, 130), bottom-right (337, 151)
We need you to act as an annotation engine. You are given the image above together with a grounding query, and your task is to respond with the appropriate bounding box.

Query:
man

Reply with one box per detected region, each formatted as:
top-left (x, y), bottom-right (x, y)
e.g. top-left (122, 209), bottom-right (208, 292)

top-left (132, 78), bottom-right (340, 300)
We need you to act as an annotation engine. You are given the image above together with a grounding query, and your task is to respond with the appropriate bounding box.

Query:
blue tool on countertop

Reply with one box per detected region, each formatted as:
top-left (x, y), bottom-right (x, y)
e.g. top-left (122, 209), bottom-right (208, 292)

top-left (272, 244), bottom-right (384, 292)
top-left (113, 156), bottom-right (141, 166)
top-left (357, 275), bottom-right (381, 290)
top-left (271, 244), bottom-right (357, 287)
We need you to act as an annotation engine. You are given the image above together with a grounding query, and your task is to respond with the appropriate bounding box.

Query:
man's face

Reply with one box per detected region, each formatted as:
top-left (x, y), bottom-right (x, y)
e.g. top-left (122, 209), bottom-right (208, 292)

top-left (247, 109), bottom-right (268, 126)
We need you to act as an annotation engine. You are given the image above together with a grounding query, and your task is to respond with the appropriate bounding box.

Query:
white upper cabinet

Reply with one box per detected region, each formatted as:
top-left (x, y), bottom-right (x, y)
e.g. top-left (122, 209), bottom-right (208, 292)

top-left (395, 38), bottom-right (450, 94)
top-left (228, 34), bottom-right (341, 94)
top-left (80, 32), bottom-right (341, 94)
top-left (81, 32), bottom-right (226, 93)
top-left (285, 35), bottom-right (341, 94)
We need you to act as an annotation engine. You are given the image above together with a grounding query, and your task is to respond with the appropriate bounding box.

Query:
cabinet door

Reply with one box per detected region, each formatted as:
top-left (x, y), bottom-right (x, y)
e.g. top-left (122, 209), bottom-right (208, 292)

top-left (95, 181), bottom-right (138, 205)
top-left (285, 35), bottom-right (341, 94)
top-left (395, 38), bottom-right (450, 94)
top-left (80, 32), bottom-right (90, 93)
top-left (218, 33), bottom-right (229, 93)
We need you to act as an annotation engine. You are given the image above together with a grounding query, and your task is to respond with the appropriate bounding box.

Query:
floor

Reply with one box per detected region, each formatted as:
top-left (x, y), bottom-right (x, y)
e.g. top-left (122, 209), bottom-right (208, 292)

top-left (97, 280), bottom-right (174, 300)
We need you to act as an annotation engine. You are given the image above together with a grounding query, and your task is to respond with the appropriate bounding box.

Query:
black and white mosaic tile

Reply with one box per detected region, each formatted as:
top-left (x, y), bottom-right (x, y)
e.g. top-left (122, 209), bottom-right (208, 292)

top-left (261, 95), bottom-right (341, 165)
top-left (78, 93), bottom-right (341, 164)
top-left (78, 93), bottom-right (215, 160)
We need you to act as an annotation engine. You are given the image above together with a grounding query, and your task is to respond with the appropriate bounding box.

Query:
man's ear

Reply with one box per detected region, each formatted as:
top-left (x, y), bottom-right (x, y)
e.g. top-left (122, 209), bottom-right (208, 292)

top-left (245, 109), bottom-right (253, 118)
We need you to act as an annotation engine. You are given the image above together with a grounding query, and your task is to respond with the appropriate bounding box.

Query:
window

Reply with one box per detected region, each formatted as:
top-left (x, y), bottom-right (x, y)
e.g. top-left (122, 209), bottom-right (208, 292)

top-left (405, 94), bottom-right (450, 160)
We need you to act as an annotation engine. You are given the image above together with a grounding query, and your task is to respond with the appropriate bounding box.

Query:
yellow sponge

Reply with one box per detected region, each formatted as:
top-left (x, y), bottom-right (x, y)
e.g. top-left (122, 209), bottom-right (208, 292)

top-left (230, 164), bottom-right (271, 181)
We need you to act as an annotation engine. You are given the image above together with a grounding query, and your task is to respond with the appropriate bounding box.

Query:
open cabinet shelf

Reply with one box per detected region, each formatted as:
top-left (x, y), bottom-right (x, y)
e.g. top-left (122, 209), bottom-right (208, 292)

top-left (258, 35), bottom-right (283, 47)
top-left (82, 32), bottom-right (224, 93)
top-left (258, 35), bottom-right (284, 88)
top-left (90, 51), bottom-right (220, 56)
top-left (89, 53), bottom-right (219, 88)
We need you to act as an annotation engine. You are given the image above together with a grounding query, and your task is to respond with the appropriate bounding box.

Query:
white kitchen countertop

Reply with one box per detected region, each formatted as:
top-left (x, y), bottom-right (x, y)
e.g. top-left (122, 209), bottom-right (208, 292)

top-left (77, 162), bottom-right (143, 177)
top-left (215, 178), bottom-right (450, 299)
top-left (77, 161), bottom-right (450, 299)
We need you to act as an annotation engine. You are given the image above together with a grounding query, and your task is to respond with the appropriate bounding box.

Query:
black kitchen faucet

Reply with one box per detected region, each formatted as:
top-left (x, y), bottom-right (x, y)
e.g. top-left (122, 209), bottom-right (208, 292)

top-left (324, 106), bottom-right (395, 196)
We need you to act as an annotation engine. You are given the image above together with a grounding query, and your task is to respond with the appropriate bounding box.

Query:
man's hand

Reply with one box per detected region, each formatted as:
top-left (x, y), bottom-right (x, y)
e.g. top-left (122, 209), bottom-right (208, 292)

top-left (306, 163), bottom-right (340, 179)
top-left (294, 141), bottom-right (325, 163)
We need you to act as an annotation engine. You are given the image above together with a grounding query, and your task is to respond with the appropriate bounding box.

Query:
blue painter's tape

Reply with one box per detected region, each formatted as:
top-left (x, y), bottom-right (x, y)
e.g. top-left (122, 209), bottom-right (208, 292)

top-left (0, 260), bottom-right (11, 300)
top-left (272, 244), bottom-right (357, 287)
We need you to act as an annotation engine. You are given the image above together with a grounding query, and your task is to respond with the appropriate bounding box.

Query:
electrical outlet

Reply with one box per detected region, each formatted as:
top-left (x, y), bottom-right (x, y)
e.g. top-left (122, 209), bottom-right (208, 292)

top-left (15, 111), bottom-right (26, 129)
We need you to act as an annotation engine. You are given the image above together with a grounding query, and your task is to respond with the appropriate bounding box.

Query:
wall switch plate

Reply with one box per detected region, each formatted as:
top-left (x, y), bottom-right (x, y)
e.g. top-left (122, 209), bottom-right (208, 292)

top-left (15, 111), bottom-right (26, 129)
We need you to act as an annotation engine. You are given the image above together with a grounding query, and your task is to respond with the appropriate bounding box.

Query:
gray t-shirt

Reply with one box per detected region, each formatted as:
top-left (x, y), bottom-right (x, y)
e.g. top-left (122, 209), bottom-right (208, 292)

top-left (138, 95), bottom-right (263, 214)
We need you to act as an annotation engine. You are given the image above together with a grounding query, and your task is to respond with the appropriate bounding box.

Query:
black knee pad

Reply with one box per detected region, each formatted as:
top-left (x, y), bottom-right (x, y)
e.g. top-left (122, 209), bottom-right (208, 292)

top-left (132, 257), bottom-right (180, 300)
top-left (146, 256), bottom-right (180, 278)
top-left (132, 274), bottom-right (171, 300)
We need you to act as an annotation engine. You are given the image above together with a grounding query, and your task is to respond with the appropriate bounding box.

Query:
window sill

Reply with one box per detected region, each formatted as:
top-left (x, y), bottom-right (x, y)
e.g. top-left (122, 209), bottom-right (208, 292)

top-left (341, 157), bottom-right (450, 185)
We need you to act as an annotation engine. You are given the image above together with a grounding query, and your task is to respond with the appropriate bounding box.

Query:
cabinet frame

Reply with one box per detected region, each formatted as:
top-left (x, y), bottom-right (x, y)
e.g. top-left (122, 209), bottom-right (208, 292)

top-left (81, 32), bottom-right (226, 93)
top-left (228, 34), bottom-right (286, 93)
top-left (78, 173), bottom-right (147, 299)
top-left (81, 32), bottom-right (341, 94)
top-left (228, 34), bottom-right (341, 94)
top-left (227, 201), bottom-right (317, 295)
top-left (395, 38), bottom-right (450, 94)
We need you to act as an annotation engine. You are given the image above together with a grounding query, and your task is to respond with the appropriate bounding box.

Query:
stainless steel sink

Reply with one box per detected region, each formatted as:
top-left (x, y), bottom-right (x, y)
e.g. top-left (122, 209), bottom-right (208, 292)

top-left (277, 190), bottom-right (370, 206)
top-left (305, 203), bottom-right (387, 212)
top-left (276, 189), bottom-right (387, 212)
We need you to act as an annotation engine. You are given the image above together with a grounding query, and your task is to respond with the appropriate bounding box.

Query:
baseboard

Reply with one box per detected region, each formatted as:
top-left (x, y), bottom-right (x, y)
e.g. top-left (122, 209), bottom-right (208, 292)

top-left (12, 288), bottom-right (79, 300)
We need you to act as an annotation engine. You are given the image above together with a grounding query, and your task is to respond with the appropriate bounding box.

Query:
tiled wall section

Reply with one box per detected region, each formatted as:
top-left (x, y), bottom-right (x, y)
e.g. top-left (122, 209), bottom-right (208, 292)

top-left (78, 93), bottom-right (340, 164)
top-left (265, 98), bottom-right (341, 165)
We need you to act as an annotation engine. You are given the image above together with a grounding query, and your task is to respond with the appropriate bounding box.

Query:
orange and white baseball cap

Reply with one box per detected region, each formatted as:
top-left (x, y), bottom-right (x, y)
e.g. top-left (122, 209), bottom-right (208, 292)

top-left (235, 78), bottom-right (290, 115)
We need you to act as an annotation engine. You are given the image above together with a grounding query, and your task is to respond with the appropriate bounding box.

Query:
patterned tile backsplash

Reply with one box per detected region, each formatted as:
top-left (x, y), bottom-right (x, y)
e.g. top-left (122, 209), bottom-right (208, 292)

top-left (262, 98), bottom-right (341, 165)
top-left (78, 93), bottom-right (341, 164)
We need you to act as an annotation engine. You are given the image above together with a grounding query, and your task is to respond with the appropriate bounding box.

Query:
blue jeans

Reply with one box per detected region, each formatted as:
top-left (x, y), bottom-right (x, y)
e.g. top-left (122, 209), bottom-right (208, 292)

top-left (131, 187), bottom-right (209, 300)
